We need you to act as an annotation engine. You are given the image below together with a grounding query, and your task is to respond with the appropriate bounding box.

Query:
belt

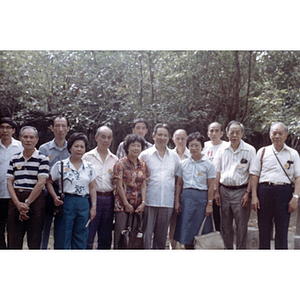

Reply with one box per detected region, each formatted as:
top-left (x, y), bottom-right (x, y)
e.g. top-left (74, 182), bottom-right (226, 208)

top-left (260, 182), bottom-right (291, 186)
top-left (97, 191), bottom-right (113, 197)
top-left (221, 184), bottom-right (248, 190)
top-left (14, 188), bottom-right (31, 193)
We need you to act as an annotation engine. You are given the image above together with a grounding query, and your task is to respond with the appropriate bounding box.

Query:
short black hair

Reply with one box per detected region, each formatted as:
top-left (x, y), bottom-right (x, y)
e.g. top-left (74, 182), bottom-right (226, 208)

top-left (132, 118), bottom-right (148, 129)
top-left (0, 117), bottom-right (17, 129)
top-left (52, 115), bottom-right (70, 127)
top-left (67, 132), bottom-right (88, 153)
top-left (123, 133), bottom-right (146, 155)
top-left (186, 132), bottom-right (205, 148)
top-left (226, 120), bottom-right (244, 133)
top-left (153, 123), bottom-right (170, 136)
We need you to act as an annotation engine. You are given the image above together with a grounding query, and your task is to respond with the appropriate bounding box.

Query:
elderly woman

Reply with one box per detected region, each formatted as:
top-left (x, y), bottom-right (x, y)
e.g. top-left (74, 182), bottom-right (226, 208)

top-left (113, 133), bottom-right (149, 249)
top-left (174, 132), bottom-right (216, 249)
top-left (46, 132), bottom-right (97, 249)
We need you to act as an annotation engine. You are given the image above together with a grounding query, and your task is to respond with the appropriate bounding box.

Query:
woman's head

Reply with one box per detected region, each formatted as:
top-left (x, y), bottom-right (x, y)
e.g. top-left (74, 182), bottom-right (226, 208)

top-left (186, 132), bottom-right (205, 151)
top-left (67, 132), bottom-right (89, 154)
top-left (123, 133), bottom-right (146, 156)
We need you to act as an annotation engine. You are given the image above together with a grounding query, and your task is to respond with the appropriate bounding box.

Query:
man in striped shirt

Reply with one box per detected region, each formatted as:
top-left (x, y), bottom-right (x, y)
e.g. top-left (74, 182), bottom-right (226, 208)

top-left (214, 121), bottom-right (256, 249)
top-left (6, 126), bottom-right (49, 249)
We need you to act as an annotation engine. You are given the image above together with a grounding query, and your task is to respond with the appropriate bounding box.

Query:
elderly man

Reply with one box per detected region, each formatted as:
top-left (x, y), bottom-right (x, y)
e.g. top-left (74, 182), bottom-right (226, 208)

top-left (202, 122), bottom-right (227, 231)
top-left (6, 126), bottom-right (49, 249)
top-left (169, 129), bottom-right (190, 249)
top-left (83, 126), bottom-right (118, 249)
top-left (140, 123), bottom-right (180, 249)
top-left (116, 118), bottom-right (152, 159)
top-left (250, 122), bottom-right (300, 249)
top-left (214, 121), bottom-right (256, 249)
top-left (39, 116), bottom-right (70, 249)
top-left (0, 117), bottom-right (23, 249)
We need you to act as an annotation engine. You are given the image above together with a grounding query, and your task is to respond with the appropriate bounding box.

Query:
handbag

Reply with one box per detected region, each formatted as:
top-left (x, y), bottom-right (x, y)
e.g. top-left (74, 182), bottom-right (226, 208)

top-left (53, 161), bottom-right (64, 218)
top-left (194, 215), bottom-right (225, 250)
top-left (118, 213), bottom-right (144, 249)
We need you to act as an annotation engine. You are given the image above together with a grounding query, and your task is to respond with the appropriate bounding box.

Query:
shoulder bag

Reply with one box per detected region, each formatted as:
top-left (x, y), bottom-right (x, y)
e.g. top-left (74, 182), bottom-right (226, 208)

top-left (194, 215), bottom-right (225, 250)
top-left (53, 161), bottom-right (64, 218)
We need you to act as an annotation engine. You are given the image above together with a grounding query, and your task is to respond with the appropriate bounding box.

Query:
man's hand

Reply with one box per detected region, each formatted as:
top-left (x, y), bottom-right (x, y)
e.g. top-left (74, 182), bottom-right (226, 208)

top-left (251, 196), bottom-right (260, 212)
top-left (175, 201), bottom-right (181, 215)
top-left (214, 191), bottom-right (221, 206)
top-left (241, 192), bottom-right (250, 208)
top-left (288, 197), bottom-right (298, 213)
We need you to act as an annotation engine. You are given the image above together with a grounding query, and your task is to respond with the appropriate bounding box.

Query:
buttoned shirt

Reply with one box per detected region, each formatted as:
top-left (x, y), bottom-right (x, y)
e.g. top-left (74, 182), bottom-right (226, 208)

top-left (116, 140), bottom-right (153, 159)
top-left (6, 148), bottom-right (49, 190)
top-left (83, 148), bottom-right (118, 192)
top-left (0, 138), bottom-right (23, 198)
top-left (202, 140), bottom-right (228, 162)
top-left (177, 156), bottom-right (216, 190)
top-left (51, 157), bottom-right (96, 197)
top-left (39, 139), bottom-right (70, 170)
top-left (171, 147), bottom-right (191, 161)
top-left (249, 144), bottom-right (300, 183)
top-left (139, 146), bottom-right (180, 208)
top-left (214, 139), bottom-right (256, 186)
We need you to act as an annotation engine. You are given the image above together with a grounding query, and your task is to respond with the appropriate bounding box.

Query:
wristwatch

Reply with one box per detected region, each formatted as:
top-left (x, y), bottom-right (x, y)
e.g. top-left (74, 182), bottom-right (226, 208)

top-left (25, 199), bottom-right (30, 205)
top-left (293, 194), bottom-right (299, 199)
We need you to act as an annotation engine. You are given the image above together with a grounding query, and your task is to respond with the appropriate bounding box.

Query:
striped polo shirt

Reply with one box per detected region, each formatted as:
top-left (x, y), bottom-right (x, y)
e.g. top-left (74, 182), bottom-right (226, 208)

top-left (6, 148), bottom-right (50, 190)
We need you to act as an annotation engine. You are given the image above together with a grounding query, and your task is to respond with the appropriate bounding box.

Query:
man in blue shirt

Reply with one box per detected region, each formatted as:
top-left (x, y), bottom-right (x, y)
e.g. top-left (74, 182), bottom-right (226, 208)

top-left (39, 116), bottom-right (70, 249)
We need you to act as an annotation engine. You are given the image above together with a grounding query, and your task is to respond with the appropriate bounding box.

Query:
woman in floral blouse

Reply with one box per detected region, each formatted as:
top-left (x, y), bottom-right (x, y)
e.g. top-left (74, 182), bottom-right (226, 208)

top-left (46, 132), bottom-right (97, 249)
top-left (113, 133), bottom-right (149, 249)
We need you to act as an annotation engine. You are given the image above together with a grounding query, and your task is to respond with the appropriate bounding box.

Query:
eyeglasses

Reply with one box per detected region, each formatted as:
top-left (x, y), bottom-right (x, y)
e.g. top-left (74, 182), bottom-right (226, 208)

top-left (0, 125), bottom-right (13, 130)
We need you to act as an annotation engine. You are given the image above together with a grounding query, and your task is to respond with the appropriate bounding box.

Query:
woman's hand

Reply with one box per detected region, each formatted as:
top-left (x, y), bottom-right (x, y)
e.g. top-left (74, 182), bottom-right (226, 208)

top-left (175, 201), bottom-right (181, 215)
top-left (205, 202), bottom-right (213, 217)
top-left (124, 202), bottom-right (134, 214)
top-left (54, 195), bottom-right (63, 207)
top-left (89, 206), bottom-right (96, 222)
top-left (135, 202), bottom-right (146, 215)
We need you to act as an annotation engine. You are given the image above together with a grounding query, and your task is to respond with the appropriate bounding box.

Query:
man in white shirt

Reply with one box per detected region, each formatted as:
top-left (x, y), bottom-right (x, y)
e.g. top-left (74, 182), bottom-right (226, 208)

top-left (140, 123), bottom-right (180, 249)
top-left (169, 129), bottom-right (190, 249)
top-left (83, 126), bottom-right (118, 249)
top-left (202, 122), bottom-right (227, 231)
top-left (250, 122), bottom-right (300, 249)
top-left (0, 117), bottom-right (23, 249)
top-left (214, 121), bottom-right (256, 249)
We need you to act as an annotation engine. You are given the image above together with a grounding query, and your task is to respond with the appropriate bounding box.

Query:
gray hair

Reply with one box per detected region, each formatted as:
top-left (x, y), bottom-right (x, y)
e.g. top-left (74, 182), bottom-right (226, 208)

top-left (19, 126), bottom-right (39, 138)
top-left (96, 126), bottom-right (113, 137)
top-left (270, 122), bottom-right (288, 133)
top-left (226, 120), bottom-right (244, 133)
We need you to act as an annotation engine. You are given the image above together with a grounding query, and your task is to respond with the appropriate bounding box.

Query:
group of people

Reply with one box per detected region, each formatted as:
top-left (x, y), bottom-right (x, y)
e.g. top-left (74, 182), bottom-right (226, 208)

top-left (0, 115), bottom-right (299, 250)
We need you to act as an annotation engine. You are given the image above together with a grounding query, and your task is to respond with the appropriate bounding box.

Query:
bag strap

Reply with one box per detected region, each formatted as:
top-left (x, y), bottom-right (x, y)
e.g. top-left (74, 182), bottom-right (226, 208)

top-left (272, 148), bottom-right (293, 184)
top-left (60, 161), bottom-right (65, 201)
top-left (198, 214), bottom-right (216, 236)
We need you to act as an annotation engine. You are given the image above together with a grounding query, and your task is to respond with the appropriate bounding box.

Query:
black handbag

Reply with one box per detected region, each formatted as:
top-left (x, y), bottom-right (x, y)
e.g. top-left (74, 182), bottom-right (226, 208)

top-left (118, 213), bottom-right (144, 249)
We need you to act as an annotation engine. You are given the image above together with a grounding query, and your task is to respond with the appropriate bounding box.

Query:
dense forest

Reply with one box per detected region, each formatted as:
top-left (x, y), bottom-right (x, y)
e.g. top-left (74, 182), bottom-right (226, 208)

top-left (1, 50), bottom-right (300, 152)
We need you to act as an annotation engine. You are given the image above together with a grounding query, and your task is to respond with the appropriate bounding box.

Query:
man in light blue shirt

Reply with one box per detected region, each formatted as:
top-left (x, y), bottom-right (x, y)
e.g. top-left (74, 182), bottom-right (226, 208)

top-left (39, 116), bottom-right (70, 249)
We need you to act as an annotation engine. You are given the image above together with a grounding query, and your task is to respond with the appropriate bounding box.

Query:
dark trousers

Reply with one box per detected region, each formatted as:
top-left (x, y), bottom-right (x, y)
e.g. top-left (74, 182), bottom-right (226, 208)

top-left (257, 184), bottom-right (292, 249)
top-left (7, 191), bottom-right (45, 249)
top-left (0, 199), bottom-right (9, 249)
top-left (86, 193), bottom-right (114, 249)
top-left (213, 199), bottom-right (221, 232)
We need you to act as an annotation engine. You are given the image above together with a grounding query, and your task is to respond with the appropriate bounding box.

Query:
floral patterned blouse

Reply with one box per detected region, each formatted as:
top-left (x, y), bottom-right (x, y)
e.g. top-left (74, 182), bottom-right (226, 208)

top-left (50, 157), bottom-right (97, 197)
top-left (113, 156), bottom-right (149, 212)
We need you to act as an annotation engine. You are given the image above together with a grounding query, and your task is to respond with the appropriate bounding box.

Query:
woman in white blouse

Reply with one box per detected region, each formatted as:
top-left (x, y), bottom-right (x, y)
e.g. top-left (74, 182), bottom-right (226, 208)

top-left (46, 132), bottom-right (97, 249)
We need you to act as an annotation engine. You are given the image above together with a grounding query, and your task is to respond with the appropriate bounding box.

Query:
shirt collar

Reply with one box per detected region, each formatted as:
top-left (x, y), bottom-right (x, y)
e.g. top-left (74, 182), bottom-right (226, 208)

top-left (92, 147), bottom-right (114, 161)
top-left (149, 145), bottom-right (170, 156)
top-left (49, 139), bottom-right (68, 150)
top-left (227, 139), bottom-right (245, 152)
top-left (20, 148), bottom-right (39, 159)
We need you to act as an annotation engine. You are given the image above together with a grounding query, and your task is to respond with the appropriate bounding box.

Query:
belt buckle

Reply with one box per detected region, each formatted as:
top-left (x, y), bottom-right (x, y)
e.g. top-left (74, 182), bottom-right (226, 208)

top-left (18, 189), bottom-right (24, 193)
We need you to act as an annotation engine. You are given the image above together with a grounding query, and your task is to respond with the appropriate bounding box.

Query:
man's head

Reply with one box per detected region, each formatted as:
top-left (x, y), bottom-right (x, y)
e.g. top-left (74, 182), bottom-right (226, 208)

top-left (0, 117), bottom-right (17, 141)
top-left (172, 129), bottom-right (187, 149)
top-left (132, 118), bottom-right (148, 138)
top-left (226, 120), bottom-right (244, 145)
top-left (269, 122), bottom-right (288, 150)
top-left (152, 123), bottom-right (170, 149)
top-left (95, 126), bottom-right (113, 150)
top-left (50, 116), bottom-right (70, 140)
top-left (207, 122), bottom-right (223, 144)
top-left (19, 126), bottom-right (39, 151)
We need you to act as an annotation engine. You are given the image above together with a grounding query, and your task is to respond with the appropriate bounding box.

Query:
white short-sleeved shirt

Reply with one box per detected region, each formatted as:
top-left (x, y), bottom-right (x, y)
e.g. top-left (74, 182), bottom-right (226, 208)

top-left (83, 148), bottom-right (118, 193)
top-left (0, 138), bottom-right (23, 198)
top-left (214, 139), bottom-right (256, 186)
top-left (249, 144), bottom-right (300, 183)
top-left (202, 140), bottom-right (228, 162)
top-left (171, 147), bottom-right (191, 161)
top-left (50, 157), bottom-right (97, 197)
top-left (177, 156), bottom-right (216, 190)
top-left (139, 146), bottom-right (180, 208)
